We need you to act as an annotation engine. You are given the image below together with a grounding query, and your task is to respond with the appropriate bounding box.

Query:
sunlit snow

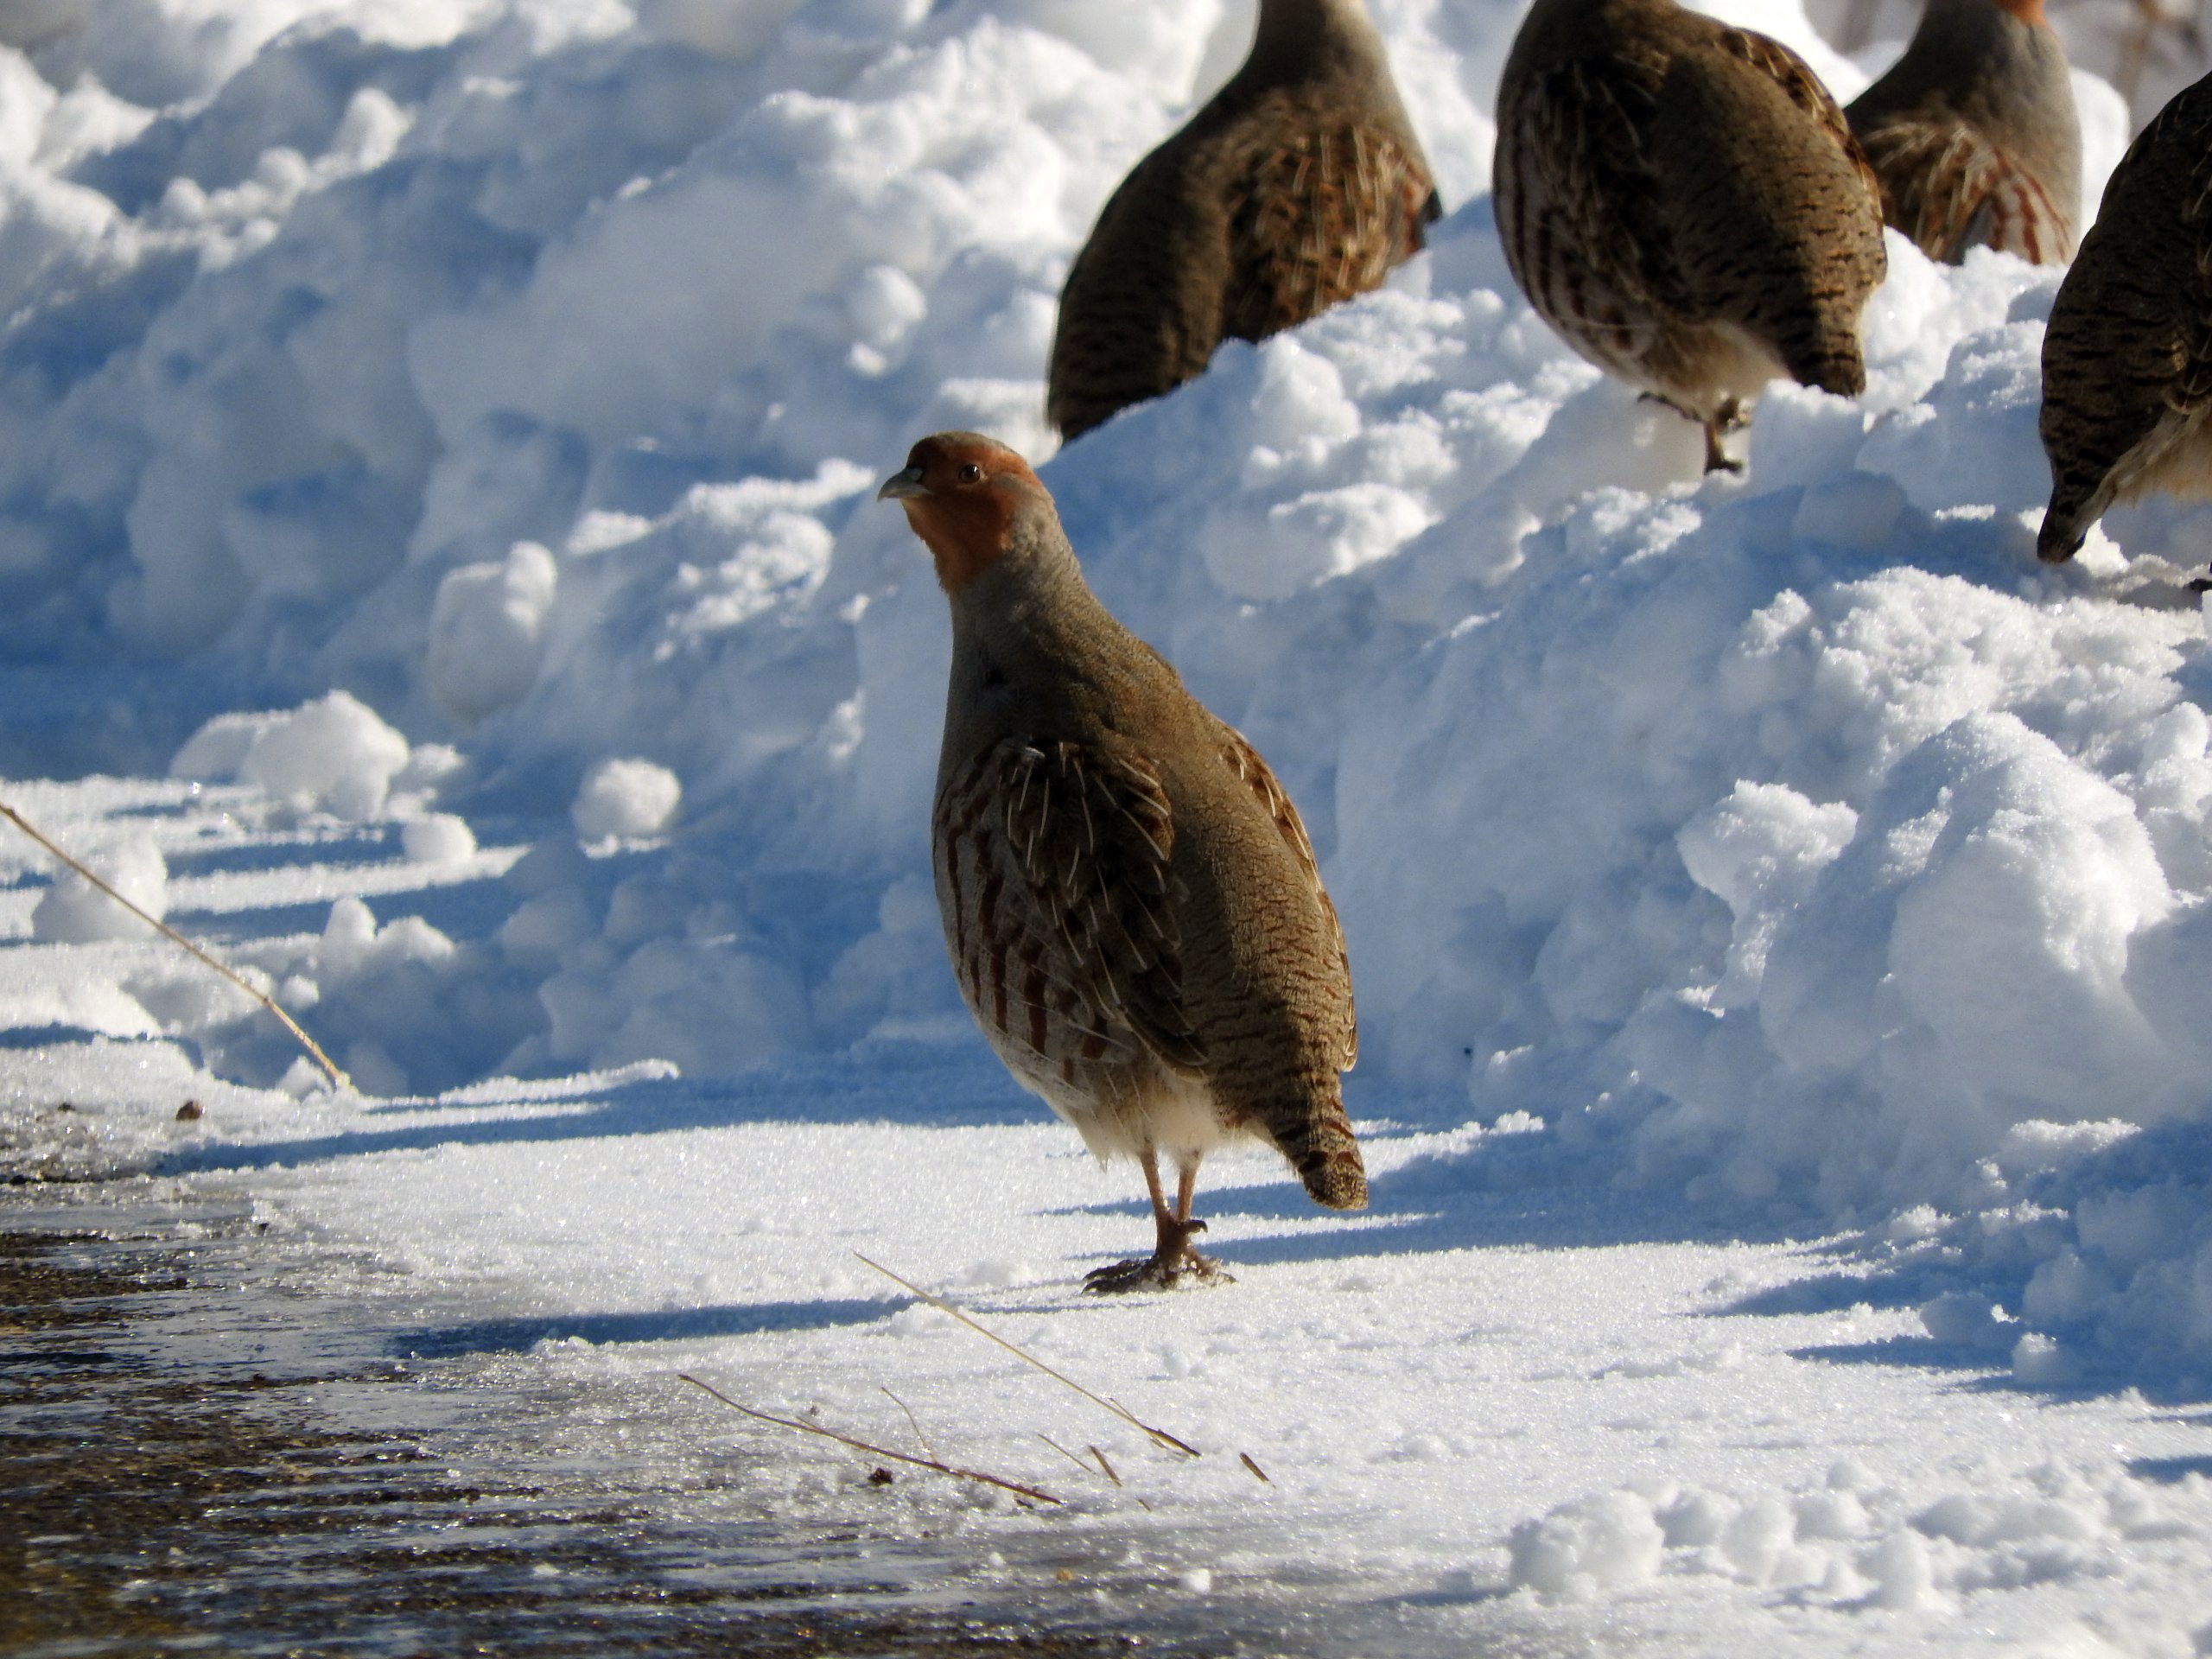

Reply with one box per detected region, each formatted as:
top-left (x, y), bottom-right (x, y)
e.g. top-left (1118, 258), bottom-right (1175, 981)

top-left (5, 0), bottom-right (2212, 1649)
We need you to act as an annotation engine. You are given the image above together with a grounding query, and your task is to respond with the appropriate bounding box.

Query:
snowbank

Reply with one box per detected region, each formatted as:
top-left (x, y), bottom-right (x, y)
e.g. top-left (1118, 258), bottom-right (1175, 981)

top-left (6, 0), bottom-right (2212, 1393)
top-left (1510, 1454), bottom-right (2212, 1635)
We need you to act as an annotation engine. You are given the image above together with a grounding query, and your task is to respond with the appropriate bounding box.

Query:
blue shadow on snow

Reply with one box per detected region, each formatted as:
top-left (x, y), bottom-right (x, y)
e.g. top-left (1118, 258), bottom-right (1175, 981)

top-left (399, 1297), bottom-right (891, 1358)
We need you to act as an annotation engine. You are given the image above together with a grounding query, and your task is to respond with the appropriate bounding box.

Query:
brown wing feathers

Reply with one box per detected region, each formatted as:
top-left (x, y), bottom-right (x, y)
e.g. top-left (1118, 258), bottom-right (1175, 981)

top-left (997, 739), bottom-right (1205, 1072)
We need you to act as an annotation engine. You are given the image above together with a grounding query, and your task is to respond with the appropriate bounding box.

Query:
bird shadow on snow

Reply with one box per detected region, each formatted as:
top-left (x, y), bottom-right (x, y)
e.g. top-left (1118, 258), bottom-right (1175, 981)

top-left (1049, 1100), bottom-right (1802, 1278)
top-left (156, 1038), bottom-right (2212, 1406)
top-left (160, 1043), bottom-right (1055, 1178)
top-left (397, 1298), bottom-right (891, 1359)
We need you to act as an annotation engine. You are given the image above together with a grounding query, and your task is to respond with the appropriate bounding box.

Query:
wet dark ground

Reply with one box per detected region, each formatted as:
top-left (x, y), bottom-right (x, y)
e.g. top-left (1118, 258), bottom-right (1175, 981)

top-left (0, 1190), bottom-right (1236, 1659)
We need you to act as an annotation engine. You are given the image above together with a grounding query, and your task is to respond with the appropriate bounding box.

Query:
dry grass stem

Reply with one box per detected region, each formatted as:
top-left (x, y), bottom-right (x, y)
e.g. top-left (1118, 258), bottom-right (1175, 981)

top-left (1240, 1452), bottom-right (1272, 1484)
top-left (880, 1386), bottom-right (936, 1460)
top-left (1037, 1433), bottom-right (1092, 1473)
top-left (0, 801), bottom-right (350, 1091)
top-left (854, 1253), bottom-right (1199, 1458)
top-left (1088, 1445), bottom-right (1122, 1486)
top-left (677, 1374), bottom-right (1061, 1505)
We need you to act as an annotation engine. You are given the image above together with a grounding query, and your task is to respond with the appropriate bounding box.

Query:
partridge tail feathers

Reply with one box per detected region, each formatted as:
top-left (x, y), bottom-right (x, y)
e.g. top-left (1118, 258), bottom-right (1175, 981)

top-left (1266, 1092), bottom-right (1368, 1210)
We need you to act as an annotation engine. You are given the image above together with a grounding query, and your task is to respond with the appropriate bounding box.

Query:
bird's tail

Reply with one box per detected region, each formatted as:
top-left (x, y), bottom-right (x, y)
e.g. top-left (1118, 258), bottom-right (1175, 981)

top-left (2037, 502), bottom-right (2088, 564)
top-left (1787, 332), bottom-right (1866, 400)
top-left (2037, 458), bottom-right (2106, 563)
top-left (1269, 1094), bottom-right (1368, 1211)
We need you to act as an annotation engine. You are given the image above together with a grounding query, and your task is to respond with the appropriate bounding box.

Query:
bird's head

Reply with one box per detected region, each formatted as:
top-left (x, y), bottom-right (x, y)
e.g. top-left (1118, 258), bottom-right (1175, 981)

top-left (878, 432), bottom-right (1056, 595)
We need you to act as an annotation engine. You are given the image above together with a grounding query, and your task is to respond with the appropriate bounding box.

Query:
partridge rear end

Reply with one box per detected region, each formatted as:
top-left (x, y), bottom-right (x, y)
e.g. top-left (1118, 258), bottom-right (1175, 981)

top-left (1495, 0), bottom-right (1885, 470)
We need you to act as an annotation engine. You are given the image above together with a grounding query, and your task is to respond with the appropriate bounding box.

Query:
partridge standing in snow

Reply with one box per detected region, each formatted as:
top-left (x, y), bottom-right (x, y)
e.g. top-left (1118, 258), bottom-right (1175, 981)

top-left (1493, 0), bottom-right (1888, 472)
top-left (879, 432), bottom-right (1365, 1290)
top-left (2037, 71), bottom-right (2212, 565)
top-left (1046, 0), bottom-right (1441, 442)
top-left (1847, 0), bottom-right (2081, 266)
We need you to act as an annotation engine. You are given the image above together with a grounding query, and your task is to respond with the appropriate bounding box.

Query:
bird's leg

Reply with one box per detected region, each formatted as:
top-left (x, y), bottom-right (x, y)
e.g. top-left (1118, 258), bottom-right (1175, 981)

top-left (1702, 400), bottom-right (1745, 475)
top-left (1084, 1150), bottom-right (1230, 1293)
top-left (1173, 1160), bottom-right (1231, 1286)
top-left (1637, 391), bottom-right (1741, 474)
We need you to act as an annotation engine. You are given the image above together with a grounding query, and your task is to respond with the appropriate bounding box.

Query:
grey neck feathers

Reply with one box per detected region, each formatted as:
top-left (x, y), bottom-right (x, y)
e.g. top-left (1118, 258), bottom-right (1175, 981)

top-left (1866, 0), bottom-right (2077, 189)
top-left (1237, 0), bottom-right (1391, 88)
top-left (945, 512), bottom-right (1101, 657)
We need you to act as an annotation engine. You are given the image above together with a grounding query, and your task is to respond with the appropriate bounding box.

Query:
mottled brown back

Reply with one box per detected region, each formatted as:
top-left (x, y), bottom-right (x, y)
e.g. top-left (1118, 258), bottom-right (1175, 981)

top-left (1047, 2), bottom-right (1440, 442)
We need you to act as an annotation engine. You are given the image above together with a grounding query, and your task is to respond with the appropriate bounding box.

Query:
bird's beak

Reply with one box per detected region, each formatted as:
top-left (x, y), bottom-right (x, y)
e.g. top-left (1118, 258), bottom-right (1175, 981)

top-left (877, 465), bottom-right (929, 501)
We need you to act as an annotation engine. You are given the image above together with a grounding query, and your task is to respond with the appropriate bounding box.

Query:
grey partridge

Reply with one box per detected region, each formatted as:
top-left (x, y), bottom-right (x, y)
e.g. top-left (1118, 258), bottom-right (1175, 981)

top-left (1494, 0), bottom-right (1888, 472)
top-left (1847, 0), bottom-right (2081, 266)
top-left (2037, 70), bottom-right (2212, 565)
top-left (879, 432), bottom-right (1365, 1290)
top-left (1046, 0), bottom-right (1440, 443)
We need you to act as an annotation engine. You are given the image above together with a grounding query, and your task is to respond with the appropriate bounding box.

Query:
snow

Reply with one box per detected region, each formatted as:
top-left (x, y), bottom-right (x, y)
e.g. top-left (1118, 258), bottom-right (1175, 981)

top-left (8, 0), bottom-right (2212, 1649)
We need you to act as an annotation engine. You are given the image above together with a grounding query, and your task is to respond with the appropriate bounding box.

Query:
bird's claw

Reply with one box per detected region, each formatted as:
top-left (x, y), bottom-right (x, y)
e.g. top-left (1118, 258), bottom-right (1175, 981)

top-left (1082, 1217), bottom-right (1231, 1293)
top-left (1082, 1252), bottom-right (1234, 1294)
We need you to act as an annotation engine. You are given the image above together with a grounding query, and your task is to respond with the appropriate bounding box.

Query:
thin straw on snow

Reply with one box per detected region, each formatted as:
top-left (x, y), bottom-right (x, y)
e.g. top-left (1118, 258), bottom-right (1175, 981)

top-left (677, 1373), bottom-right (1061, 1506)
top-left (1037, 1433), bottom-right (1096, 1475)
top-left (0, 800), bottom-right (352, 1092)
top-left (855, 1254), bottom-right (1199, 1459)
top-left (880, 1386), bottom-right (938, 1461)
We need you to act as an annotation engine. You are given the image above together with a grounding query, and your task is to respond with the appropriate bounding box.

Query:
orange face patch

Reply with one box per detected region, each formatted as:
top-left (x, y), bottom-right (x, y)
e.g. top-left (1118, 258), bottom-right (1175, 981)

top-left (879, 434), bottom-right (1051, 594)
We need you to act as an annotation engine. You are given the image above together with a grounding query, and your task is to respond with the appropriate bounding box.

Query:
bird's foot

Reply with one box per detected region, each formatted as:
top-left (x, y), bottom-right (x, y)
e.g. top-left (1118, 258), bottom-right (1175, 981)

top-left (1082, 1219), bottom-right (1233, 1294)
top-left (1083, 1251), bottom-right (1234, 1293)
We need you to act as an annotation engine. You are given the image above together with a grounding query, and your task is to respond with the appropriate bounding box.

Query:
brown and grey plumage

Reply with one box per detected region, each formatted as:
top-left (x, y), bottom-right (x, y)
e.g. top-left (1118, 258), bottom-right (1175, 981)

top-left (879, 431), bottom-right (1364, 1290)
top-left (2037, 71), bottom-right (2212, 565)
top-left (1046, 0), bottom-right (1440, 442)
top-left (1847, 0), bottom-right (2081, 266)
top-left (1494, 0), bottom-right (1888, 472)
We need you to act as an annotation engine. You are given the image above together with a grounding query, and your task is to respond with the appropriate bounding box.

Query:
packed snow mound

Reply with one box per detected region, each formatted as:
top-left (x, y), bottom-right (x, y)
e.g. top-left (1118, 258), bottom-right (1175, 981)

top-left (29, 832), bottom-right (167, 943)
top-left (7, 0), bottom-right (2212, 1378)
top-left (1509, 1455), bottom-right (2212, 1643)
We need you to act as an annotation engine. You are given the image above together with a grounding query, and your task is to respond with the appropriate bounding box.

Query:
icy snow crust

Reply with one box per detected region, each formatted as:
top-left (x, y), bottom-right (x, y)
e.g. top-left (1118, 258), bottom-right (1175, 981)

top-left (8, 0), bottom-right (2212, 1646)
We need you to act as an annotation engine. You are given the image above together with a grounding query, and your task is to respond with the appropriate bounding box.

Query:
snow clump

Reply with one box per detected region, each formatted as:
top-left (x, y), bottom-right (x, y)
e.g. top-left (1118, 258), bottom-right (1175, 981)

top-left (572, 758), bottom-right (682, 841)
top-left (29, 835), bottom-right (168, 944)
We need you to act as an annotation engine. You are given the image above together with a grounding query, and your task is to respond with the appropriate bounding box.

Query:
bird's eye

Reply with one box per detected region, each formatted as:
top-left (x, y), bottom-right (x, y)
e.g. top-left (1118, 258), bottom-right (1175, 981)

top-left (957, 462), bottom-right (983, 484)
